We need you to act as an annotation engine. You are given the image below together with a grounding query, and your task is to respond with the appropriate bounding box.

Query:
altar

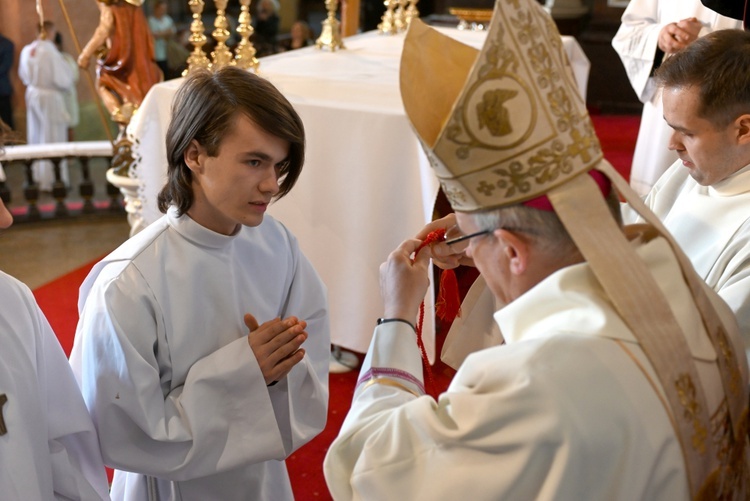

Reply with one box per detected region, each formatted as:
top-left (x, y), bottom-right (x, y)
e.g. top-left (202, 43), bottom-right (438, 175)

top-left (129, 27), bottom-right (590, 359)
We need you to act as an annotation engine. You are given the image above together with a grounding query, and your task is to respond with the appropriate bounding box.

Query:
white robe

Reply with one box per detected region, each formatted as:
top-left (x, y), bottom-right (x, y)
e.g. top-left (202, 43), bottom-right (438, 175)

top-left (71, 207), bottom-right (330, 501)
top-left (324, 236), bottom-right (739, 500)
top-left (60, 52), bottom-right (80, 129)
top-left (611, 0), bottom-right (741, 195)
top-left (0, 270), bottom-right (110, 500)
top-left (18, 39), bottom-right (74, 191)
top-left (623, 161), bottom-right (750, 359)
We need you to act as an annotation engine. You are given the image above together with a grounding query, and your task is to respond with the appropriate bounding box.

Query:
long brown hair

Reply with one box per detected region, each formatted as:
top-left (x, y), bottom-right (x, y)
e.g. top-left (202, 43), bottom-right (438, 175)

top-left (157, 67), bottom-right (306, 215)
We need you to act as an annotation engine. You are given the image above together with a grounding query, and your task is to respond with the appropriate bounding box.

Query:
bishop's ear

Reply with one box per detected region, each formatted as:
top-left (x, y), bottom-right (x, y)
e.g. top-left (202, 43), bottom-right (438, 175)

top-left (496, 228), bottom-right (529, 276)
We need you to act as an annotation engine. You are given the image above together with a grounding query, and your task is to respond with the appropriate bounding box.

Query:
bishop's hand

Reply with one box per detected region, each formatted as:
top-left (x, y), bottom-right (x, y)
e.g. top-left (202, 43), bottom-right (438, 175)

top-left (380, 238), bottom-right (431, 321)
top-left (245, 313), bottom-right (308, 386)
top-left (414, 213), bottom-right (475, 269)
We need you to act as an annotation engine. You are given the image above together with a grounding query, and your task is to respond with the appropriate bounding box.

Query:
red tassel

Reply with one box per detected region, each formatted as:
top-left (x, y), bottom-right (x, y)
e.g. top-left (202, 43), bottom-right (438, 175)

top-left (436, 268), bottom-right (461, 323)
top-left (416, 228), bottom-right (446, 250)
top-left (414, 228), bottom-right (462, 324)
top-left (412, 229), bottom-right (448, 398)
top-left (411, 228), bottom-right (460, 398)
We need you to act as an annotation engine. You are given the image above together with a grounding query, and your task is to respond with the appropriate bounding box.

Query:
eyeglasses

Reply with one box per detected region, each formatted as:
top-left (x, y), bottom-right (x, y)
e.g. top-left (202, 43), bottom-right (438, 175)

top-left (444, 229), bottom-right (492, 246)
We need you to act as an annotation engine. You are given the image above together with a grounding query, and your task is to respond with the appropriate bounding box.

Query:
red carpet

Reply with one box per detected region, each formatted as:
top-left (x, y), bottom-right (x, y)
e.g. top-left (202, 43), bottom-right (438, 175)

top-left (31, 114), bottom-right (638, 500)
top-left (590, 113), bottom-right (640, 180)
top-left (33, 259), bottom-right (100, 357)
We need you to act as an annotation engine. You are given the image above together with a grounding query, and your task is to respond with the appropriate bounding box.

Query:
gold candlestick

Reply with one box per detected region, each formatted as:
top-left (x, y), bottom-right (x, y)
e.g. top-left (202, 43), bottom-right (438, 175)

top-left (378, 0), bottom-right (398, 35)
top-left (234, 0), bottom-right (259, 70)
top-left (405, 0), bottom-right (420, 27)
top-left (183, 0), bottom-right (210, 76)
top-left (210, 0), bottom-right (234, 70)
top-left (394, 0), bottom-right (408, 32)
top-left (315, 0), bottom-right (345, 51)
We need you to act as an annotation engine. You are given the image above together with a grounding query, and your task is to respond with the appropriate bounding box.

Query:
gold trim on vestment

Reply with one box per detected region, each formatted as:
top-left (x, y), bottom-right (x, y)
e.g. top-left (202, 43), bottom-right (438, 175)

top-left (361, 377), bottom-right (420, 398)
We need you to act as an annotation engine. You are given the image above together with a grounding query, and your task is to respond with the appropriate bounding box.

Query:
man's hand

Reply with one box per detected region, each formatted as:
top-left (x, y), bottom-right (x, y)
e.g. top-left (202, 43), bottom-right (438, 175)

top-left (246, 314), bottom-right (308, 386)
top-left (414, 214), bottom-right (475, 270)
top-left (658, 17), bottom-right (703, 54)
top-left (380, 238), bottom-right (432, 320)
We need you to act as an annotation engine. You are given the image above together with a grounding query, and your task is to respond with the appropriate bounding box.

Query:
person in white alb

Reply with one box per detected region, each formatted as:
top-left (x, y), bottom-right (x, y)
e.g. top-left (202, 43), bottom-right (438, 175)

top-left (611, 0), bottom-right (741, 195)
top-left (70, 67), bottom-right (330, 501)
top-left (54, 32), bottom-right (80, 141)
top-left (621, 28), bottom-right (750, 360)
top-left (323, 1), bottom-right (750, 499)
top-left (0, 120), bottom-right (110, 500)
top-left (147, 0), bottom-right (176, 78)
top-left (18, 21), bottom-right (75, 191)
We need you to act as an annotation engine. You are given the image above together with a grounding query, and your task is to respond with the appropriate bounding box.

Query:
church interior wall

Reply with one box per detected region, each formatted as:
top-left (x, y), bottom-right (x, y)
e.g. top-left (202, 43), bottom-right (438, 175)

top-left (0, 0), bottom-right (643, 140)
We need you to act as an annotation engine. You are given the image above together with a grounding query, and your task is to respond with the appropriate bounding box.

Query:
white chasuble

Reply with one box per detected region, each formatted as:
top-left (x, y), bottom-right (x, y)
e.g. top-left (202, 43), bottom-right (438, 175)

top-left (324, 236), bottom-right (737, 500)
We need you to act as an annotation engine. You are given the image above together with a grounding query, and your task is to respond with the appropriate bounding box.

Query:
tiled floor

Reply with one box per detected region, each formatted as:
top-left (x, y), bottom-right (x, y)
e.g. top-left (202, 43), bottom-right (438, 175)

top-left (1, 148), bottom-right (131, 288)
top-left (0, 214), bottom-right (130, 289)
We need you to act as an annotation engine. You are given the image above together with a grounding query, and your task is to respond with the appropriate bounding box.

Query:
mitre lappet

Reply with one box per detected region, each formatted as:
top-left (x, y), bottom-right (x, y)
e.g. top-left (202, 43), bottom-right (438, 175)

top-left (399, 0), bottom-right (749, 497)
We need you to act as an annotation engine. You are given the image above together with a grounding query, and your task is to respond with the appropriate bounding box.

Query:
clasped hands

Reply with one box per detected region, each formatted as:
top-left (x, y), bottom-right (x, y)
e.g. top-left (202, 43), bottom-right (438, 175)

top-left (246, 313), bottom-right (308, 386)
top-left (380, 214), bottom-right (475, 321)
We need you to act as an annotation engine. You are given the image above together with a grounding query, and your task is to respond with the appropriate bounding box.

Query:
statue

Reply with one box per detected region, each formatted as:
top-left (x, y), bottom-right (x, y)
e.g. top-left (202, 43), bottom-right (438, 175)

top-left (78, 0), bottom-right (162, 176)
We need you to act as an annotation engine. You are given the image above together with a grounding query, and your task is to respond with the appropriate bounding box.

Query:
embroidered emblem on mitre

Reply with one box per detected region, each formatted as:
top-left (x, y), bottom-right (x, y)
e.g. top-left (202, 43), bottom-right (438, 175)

top-left (401, 0), bottom-right (601, 211)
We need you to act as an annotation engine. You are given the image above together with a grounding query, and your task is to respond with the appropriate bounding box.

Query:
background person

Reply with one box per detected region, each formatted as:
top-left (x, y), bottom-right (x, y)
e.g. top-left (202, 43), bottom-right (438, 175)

top-left (54, 32), bottom-right (79, 142)
top-left (253, 0), bottom-right (280, 57)
top-left (18, 21), bottom-right (75, 191)
top-left (621, 28), bottom-right (750, 360)
top-left (0, 32), bottom-right (14, 130)
top-left (148, 0), bottom-right (176, 79)
top-left (611, 0), bottom-right (741, 196)
top-left (280, 20), bottom-right (314, 51)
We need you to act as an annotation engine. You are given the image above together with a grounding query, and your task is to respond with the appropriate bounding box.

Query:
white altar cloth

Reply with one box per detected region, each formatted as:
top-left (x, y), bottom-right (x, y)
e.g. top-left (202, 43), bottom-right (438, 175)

top-left (129, 28), bottom-right (590, 357)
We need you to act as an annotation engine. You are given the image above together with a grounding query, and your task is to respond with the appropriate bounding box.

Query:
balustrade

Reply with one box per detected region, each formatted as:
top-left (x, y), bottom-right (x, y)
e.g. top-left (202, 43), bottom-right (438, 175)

top-left (0, 141), bottom-right (124, 223)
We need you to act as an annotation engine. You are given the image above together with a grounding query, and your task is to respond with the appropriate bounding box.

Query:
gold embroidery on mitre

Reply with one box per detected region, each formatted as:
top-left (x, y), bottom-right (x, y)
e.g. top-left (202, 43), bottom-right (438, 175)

top-left (431, 1), bottom-right (602, 212)
top-left (676, 373), bottom-right (709, 454)
top-left (424, 145), bottom-right (469, 207)
top-left (441, 183), bottom-right (468, 207)
top-left (476, 88), bottom-right (518, 137)
top-left (443, 22), bottom-right (534, 157)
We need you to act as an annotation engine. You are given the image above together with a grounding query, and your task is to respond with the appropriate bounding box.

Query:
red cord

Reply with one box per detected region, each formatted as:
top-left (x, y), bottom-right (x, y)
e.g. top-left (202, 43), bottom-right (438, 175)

top-left (412, 229), bottom-right (461, 398)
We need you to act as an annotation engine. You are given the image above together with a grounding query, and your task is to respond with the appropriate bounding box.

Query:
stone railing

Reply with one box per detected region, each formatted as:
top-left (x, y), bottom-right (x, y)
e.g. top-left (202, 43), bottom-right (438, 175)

top-left (0, 141), bottom-right (124, 222)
